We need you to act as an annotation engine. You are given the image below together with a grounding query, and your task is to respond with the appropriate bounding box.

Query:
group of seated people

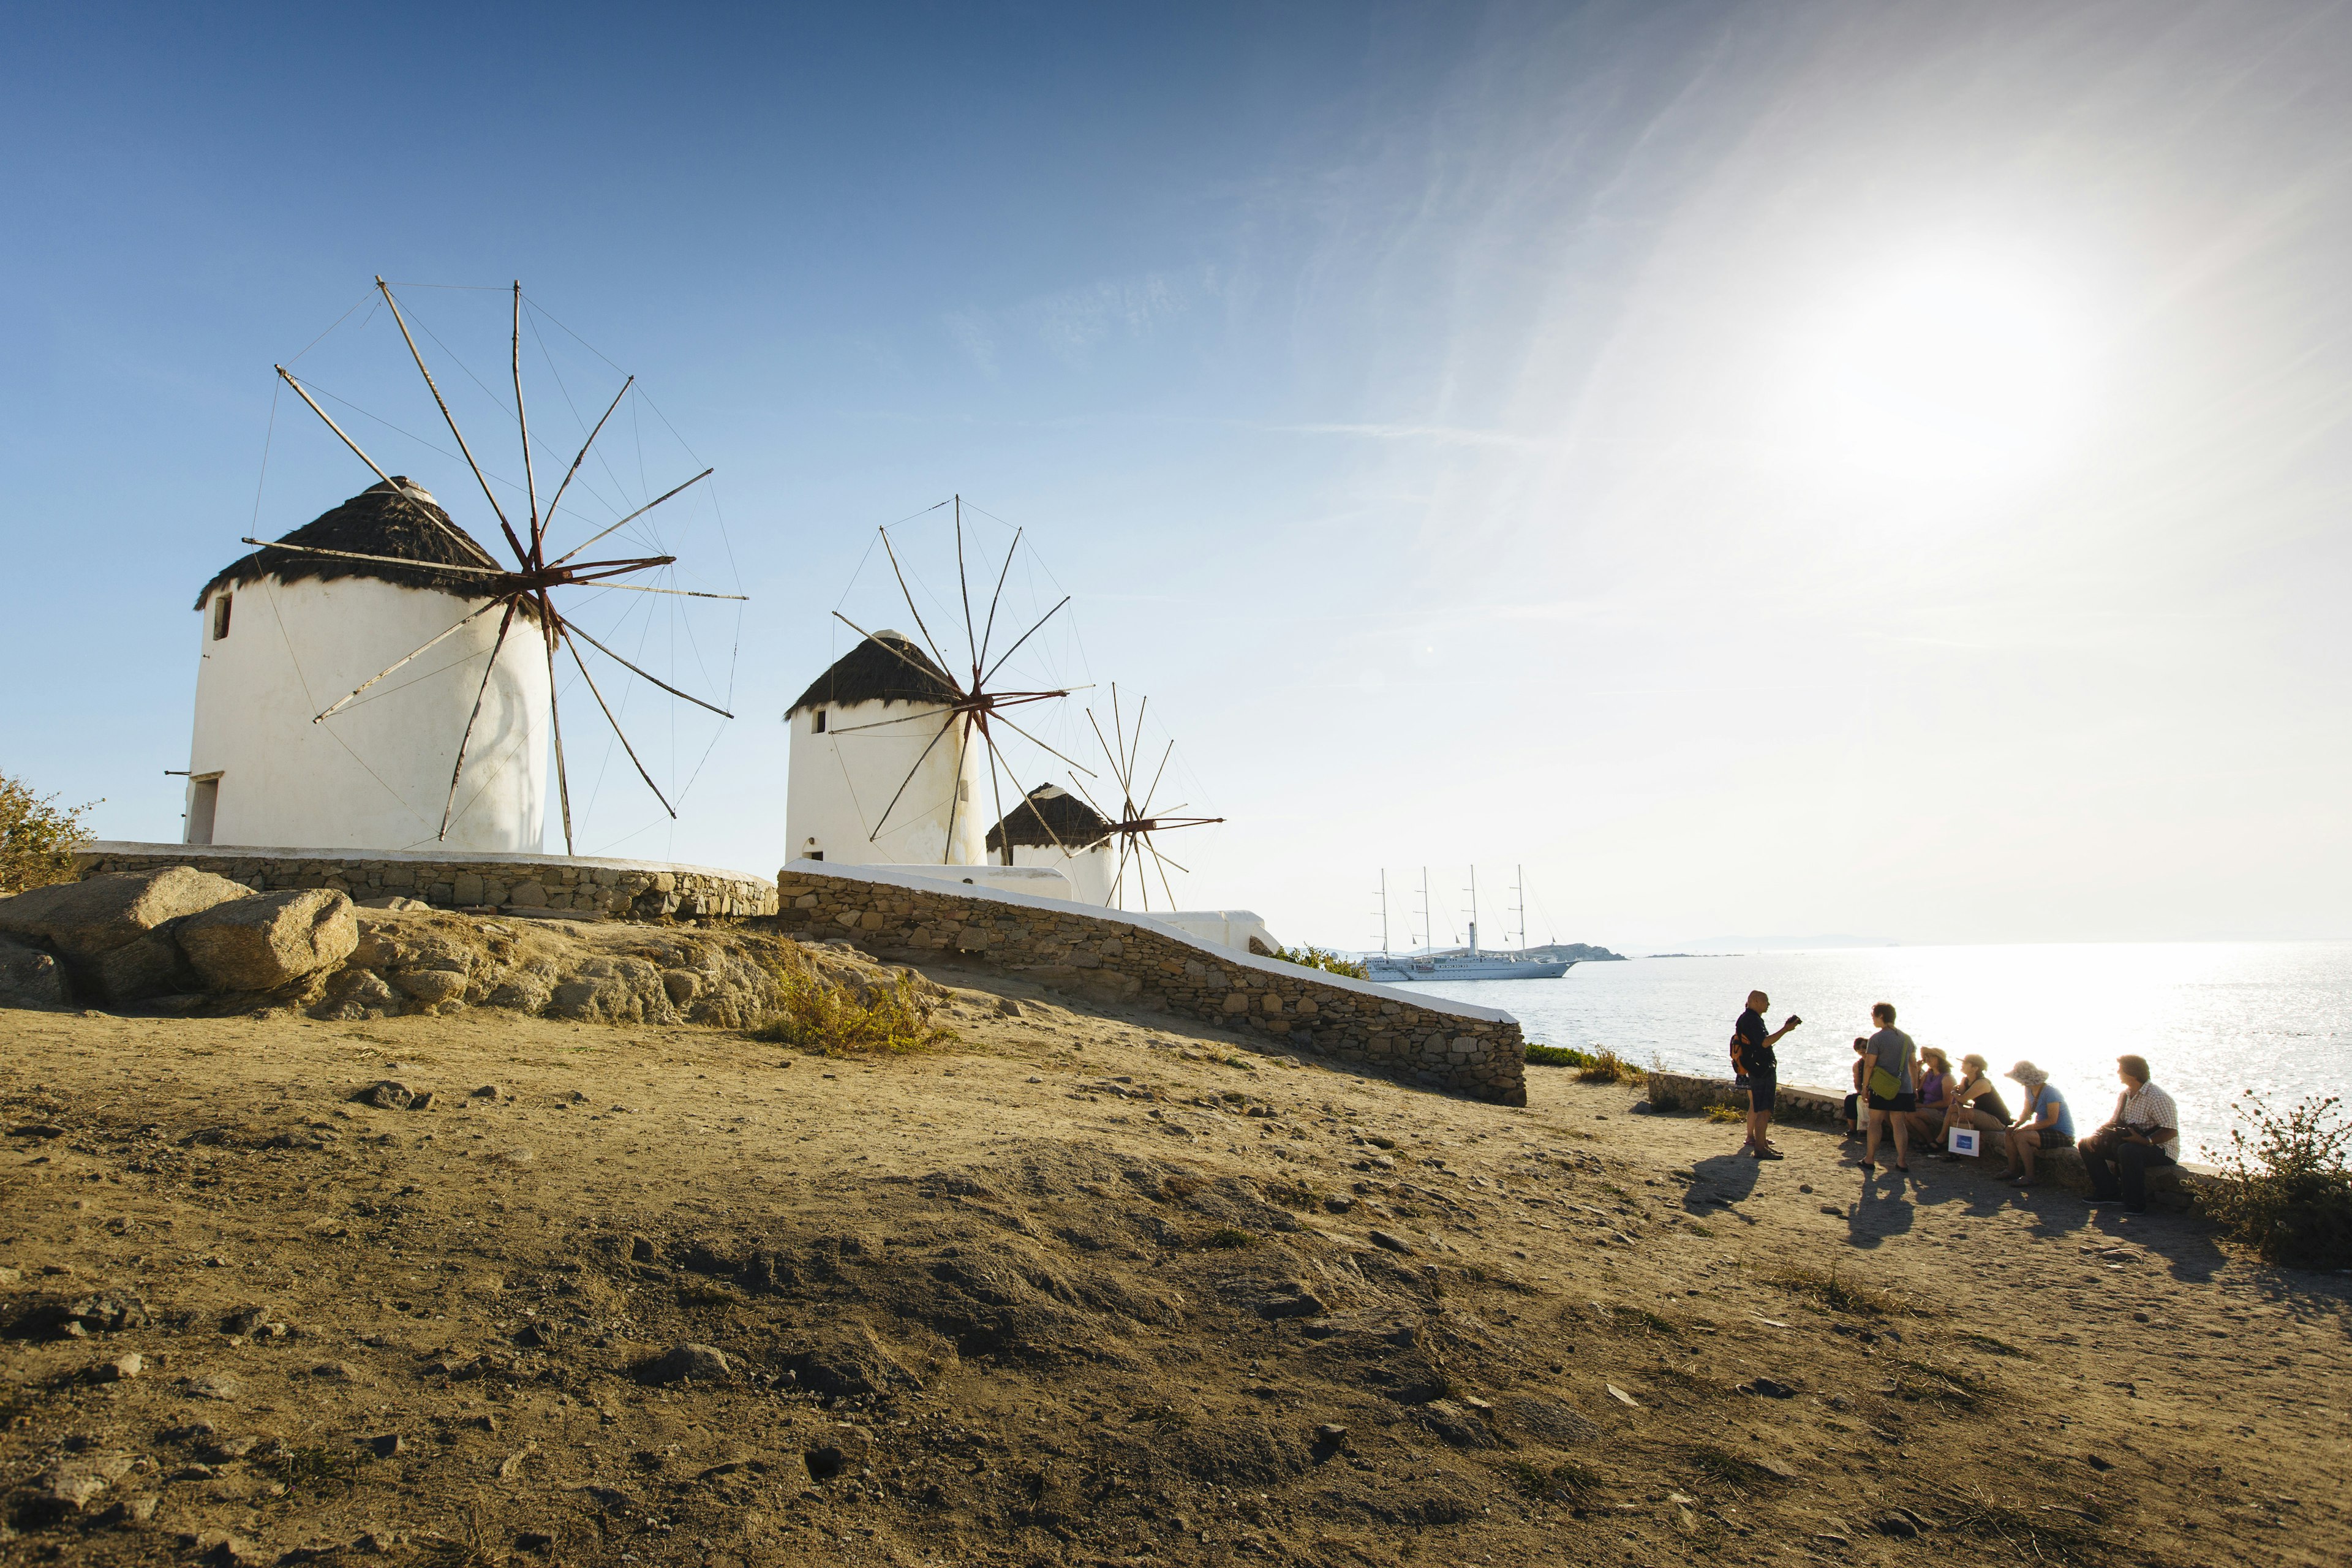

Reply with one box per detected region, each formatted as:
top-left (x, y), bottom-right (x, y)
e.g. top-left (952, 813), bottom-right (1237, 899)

top-left (1838, 1022), bottom-right (2180, 1210)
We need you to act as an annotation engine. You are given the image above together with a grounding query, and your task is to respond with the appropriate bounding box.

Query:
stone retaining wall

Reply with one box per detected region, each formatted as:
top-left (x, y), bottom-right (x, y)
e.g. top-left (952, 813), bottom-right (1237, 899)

top-left (774, 861), bottom-right (1528, 1106)
top-left (75, 842), bottom-right (777, 921)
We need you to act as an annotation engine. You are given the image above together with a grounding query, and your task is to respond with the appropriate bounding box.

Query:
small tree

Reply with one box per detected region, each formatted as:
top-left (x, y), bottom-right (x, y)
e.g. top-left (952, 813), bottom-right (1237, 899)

top-left (0, 772), bottom-right (99, 897)
top-left (1267, 944), bottom-right (1370, 979)
top-left (2200, 1092), bottom-right (2352, 1270)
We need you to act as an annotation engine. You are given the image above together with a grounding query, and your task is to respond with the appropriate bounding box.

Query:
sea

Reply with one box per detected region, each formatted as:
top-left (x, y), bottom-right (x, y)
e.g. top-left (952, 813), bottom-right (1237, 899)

top-left (1396, 941), bottom-right (2352, 1161)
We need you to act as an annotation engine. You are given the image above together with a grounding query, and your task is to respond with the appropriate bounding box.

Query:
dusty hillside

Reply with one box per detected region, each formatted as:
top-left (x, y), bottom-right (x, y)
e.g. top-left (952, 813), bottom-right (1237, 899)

top-left (1, 942), bottom-right (2346, 1568)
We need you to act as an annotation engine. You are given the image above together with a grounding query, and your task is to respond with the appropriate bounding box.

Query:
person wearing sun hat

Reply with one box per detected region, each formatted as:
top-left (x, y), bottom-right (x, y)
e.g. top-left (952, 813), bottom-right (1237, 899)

top-left (1998, 1061), bottom-right (2074, 1185)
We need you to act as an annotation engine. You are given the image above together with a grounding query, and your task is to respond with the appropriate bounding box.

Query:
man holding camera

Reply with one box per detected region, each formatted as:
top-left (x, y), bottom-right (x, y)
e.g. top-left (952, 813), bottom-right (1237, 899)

top-left (1732, 990), bottom-right (1803, 1160)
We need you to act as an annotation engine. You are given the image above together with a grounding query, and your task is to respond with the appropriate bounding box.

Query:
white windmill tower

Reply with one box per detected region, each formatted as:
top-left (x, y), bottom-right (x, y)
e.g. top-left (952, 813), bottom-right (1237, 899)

top-left (184, 278), bottom-right (741, 854)
top-left (984, 785), bottom-right (1117, 902)
top-left (187, 477), bottom-right (552, 851)
top-left (783, 631), bottom-right (990, 865)
top-left (785, 497), bottom-right (1093, 872)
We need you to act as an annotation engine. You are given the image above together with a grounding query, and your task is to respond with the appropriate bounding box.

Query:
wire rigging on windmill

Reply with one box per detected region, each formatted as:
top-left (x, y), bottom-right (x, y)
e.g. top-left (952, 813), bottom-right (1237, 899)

top-left (185, 278), bottom-right (743, 860)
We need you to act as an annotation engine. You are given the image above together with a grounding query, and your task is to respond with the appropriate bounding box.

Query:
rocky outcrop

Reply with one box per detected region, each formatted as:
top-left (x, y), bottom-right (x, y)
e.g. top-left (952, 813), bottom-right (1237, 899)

top-left (177, 888), bottom-right (358, 992)
top-left (0, 867), bottom-right (252, 1003)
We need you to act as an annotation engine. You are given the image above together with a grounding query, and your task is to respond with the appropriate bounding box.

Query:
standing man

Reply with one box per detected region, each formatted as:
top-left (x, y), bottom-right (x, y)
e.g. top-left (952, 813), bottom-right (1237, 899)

top-left (1732, 990), bottom-right (1803, 1160)
top-left (2079, 1055), bottom-right (2179, 1212)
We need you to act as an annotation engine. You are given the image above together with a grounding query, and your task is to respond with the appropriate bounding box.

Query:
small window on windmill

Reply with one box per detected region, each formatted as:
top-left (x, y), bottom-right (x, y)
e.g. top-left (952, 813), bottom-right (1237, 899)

top-left (812, 708), bottom-right (826, 733)
top-left (957, 778), bottom-right (970, 801)
top-left (211, 594), bottom-right (233, 641)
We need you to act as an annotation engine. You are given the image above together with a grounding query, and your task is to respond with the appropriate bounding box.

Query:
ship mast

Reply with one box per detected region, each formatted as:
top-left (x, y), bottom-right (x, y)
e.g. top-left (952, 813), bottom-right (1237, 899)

top-left (1466, 866), bottom-right (1479, 958)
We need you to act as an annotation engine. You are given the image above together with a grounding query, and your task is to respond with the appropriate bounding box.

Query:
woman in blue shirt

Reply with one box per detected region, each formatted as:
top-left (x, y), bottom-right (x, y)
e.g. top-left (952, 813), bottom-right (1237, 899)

top-left (1998, 1061), bottom-right (2075, 1185)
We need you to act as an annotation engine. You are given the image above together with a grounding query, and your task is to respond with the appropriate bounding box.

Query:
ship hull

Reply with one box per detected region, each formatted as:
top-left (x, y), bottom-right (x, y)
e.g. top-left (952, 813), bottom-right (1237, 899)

top-left (1365, 957), bottom-right (1574, 982)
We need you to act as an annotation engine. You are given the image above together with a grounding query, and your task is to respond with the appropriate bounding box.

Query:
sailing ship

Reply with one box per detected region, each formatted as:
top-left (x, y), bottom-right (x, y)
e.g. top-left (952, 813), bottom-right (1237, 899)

top-left (1362, 867), bottom-right (1574, 982)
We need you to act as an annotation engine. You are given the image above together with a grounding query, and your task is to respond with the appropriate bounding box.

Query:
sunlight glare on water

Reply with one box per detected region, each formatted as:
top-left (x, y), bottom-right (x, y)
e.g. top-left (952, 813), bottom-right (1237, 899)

top-left (1401, 942), bottom-right (2352, 1159)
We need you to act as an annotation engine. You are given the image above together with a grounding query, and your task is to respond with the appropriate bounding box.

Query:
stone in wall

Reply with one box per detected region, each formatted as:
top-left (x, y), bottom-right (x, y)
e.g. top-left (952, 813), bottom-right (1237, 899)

top-left (72, 846), bottom-right (777, 922)
top-left (772, 867), bottom-right (1526, 1107)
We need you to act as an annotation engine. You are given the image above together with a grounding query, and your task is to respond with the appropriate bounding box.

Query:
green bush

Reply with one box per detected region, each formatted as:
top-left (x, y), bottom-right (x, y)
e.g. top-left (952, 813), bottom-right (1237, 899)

top-left (0, 772), bottom-right (98, 897)
top-left (1525, 1042), bottom-right (1597, 1068)
top-left (752, 968), bottom-right (955, 1057)
top-left (1267, 944), bottom-right (1370, 979)
top-left (2199, 1093), bottom-right (2352, 1269)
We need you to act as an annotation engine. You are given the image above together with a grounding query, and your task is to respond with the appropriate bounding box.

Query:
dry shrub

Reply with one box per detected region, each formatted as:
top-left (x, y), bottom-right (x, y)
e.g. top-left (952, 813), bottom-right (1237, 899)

top-left (2199, 1093), bottom-right (2352, 1269)
top-left (1502, 1458), bottom-right (1602, 1502)
top-left (1765, 1264), bottom-right (1913, 1317)
top-left (1575, 1049), bottom-right (1643, 1085)
top-left (753, 967), bottom-right (955, 1057)
top-left (1703, 1102), bottom-right (1746, 1124)
top-left (0, 772), bottom-right (97, 897)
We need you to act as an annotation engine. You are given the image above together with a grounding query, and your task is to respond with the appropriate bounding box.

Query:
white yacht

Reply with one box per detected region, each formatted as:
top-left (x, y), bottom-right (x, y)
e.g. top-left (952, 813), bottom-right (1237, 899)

top-left (1363, 867), bottom-right (1574, 983)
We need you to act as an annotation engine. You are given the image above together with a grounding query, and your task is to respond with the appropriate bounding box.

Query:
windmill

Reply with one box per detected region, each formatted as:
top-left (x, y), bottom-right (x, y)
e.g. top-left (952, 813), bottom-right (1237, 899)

top-left (1063, 684), bottom-right (1223, 910)
top-left (248, 277), bottom-right (744, 854)
top-left (805, 497), bottom-right (1100, 869)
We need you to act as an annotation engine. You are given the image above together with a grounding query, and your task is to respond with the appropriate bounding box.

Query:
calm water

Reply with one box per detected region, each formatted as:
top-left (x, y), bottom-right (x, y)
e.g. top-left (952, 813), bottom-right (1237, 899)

top-left (1401, 942), bottom-right (2352, 1159)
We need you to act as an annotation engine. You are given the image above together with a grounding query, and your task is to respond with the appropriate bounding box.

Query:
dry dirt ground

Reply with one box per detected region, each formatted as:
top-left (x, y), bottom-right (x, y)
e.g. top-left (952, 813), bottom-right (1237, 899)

top-left (2, 949), bottom-right (2346, 1568)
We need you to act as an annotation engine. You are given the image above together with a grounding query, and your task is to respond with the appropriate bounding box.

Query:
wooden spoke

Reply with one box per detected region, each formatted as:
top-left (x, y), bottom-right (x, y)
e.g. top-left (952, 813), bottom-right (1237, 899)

top-left (1144, 837), bottom-right (1182, 910)
top-left (976, 526), bottom-right (1021, 676)
top-left (559, 625), bottom-right (675, 820)
top-left (314, 597), bottom-right (509, 723)
top-left (980, 594), bottom-right (1070, 687)
top-left (1126, 693), bottom-right (1150, 799)
top-left (273, 369), bottom-right (501, 568)
top-left (865, 710), bottom-right (959, 846)
top-left (586, 580), bottom-right (747, 601)
top-left (559, 617), bottom-right (734, 718)
top-left (540, 375), bottom-right (630, 551)
top-left (1139, 737), bottom-right (1176, 819)
top-left (374, 277), bottom-right (527, 565)
top-left (541, 596), bottom-right (573, 855)
top-left (976, 724), bottom-right (1072, 861)
top-left (1084, 709), bottom-right (1128, 809)
top-left (546, 467), bottom-right (713, 567)
top-left (558, 558), bottom-right (680, 585)
top-left (954, 496), bottom-right (978, 685)
top-left (986, 710), bottom-right (1098, 778)
top-left (1109, 832), bottom-right (1136, 910)
top-left (876, 526), bottom-right (958, 680)
top-left (439, 599), bottom-right (519, 840)
top-left (241, 538), bottom-right (510, 580)
top-left (939, 713), bottom-right (968, 864)
top-left (831, 611), bottom-right (966, 695)
top-left (511, 283), bottom-right (541, 562)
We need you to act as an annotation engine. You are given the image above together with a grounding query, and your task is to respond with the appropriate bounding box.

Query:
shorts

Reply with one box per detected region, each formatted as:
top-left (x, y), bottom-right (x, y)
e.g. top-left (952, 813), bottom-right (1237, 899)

top-left (1746, 1073), bottom-right (1776, 1112)
top-left (1868, 1091), bottom-right (1917, 1112)
top-left (2034, 1128), bottom-right (2075, 1149)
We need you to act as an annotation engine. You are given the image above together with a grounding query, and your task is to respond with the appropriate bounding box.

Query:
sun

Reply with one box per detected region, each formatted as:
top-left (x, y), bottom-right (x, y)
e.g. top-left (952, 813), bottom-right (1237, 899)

top-left (1792, 250), bottom-right (2092, 484)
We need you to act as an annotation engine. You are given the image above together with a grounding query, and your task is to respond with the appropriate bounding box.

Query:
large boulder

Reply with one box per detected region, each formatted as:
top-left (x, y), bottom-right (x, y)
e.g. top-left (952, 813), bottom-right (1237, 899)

top-left (0, 868), bottom-right (253, 960)
top-left (0, 935), bottom-right (67, 1009)
top-left (177, 888), bottom-right (357, 993)
top-left (0, 867), bottom-right (252, 1003)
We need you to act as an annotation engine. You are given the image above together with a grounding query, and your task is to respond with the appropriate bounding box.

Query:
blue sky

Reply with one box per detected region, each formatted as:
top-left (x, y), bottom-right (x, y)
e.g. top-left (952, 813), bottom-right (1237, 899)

top-left (5, 2), bottom-right (2349, 949)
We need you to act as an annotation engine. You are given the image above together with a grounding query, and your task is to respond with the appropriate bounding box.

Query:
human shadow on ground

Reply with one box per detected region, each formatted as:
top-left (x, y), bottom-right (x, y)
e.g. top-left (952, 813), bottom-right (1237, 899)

top-left (1841, 1167), bottom-right (1917, 1248)
top-left (1684, 1154), bottom-right (1764, 1226)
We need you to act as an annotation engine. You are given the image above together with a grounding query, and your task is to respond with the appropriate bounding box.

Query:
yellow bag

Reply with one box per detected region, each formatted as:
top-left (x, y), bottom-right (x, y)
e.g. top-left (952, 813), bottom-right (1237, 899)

top-left (1868, 1065), bottom-right (1902, 1100)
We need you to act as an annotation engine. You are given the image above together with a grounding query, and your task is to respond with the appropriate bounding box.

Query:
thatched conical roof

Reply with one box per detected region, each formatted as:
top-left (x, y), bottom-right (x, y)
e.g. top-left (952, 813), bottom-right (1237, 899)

top-left (194, 478), bottom-right (518, 611)
top-left (788, 631), bottom-right (960, 716)
top-left (987, 783), bottom-right (1113, 853)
